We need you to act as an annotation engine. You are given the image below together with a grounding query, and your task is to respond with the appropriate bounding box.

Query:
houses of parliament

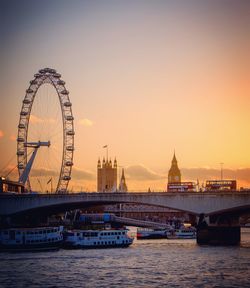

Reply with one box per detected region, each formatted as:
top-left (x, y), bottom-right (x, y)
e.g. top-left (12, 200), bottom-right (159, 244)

top-left (97, 152), bottom-right (184, 193)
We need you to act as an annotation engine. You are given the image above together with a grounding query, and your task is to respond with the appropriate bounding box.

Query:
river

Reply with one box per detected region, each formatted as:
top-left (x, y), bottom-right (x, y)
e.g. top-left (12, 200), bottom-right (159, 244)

top-left (0, 228), bottom-right (249, 288)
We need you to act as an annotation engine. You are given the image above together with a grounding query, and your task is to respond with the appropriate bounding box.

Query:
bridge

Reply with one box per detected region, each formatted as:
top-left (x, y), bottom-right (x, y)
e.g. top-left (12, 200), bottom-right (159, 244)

top-left (1, 191), bottom-right (250, 220)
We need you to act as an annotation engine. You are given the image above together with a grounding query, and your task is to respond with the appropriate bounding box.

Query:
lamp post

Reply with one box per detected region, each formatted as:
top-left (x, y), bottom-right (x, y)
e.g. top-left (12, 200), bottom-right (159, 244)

top-left (220, 162), bottom-right (224, 180)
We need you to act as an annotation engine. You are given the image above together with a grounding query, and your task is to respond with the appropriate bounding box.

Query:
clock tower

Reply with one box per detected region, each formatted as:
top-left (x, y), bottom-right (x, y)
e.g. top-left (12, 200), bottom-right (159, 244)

top-left (168, 152), bottom-right (181, 184)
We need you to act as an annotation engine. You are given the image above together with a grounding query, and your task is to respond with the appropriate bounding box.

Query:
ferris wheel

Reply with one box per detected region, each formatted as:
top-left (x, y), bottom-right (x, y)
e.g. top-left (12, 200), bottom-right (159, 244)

top-left (17, 68), bottom-right (74, 193)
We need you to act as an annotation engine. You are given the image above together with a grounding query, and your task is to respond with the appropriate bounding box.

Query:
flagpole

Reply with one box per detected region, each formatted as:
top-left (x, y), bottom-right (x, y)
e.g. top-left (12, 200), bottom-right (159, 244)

top-left (103, 145), bottom-right (108, 161)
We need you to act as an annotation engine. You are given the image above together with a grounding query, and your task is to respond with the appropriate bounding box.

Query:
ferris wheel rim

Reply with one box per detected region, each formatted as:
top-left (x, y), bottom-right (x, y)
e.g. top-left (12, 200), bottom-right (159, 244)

top-left (17, 67), bottom-right (74, 193)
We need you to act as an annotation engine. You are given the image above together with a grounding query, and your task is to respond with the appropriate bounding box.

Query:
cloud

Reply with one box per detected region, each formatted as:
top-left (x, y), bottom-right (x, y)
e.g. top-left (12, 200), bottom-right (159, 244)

top-left (78, 118), bottom-right (93, 127)
top-left (30, 115), bottom-right (43, 124)
top-left (30, 115), bottom-right (55, 124)
top-left (181, 167), bottom-right (250, 183)
top-left (10, 135), bottom-right (16, 141)
top-left (29, 167), bottom-right (95, 181)
top-left (125, 165), bottom-right (165, 181)
top-left (71, 167), bottom-right (95, 180)
top-left (30, 168), bottom-right (58, 177)
top-left (0, 130), bottom-right (4, 138)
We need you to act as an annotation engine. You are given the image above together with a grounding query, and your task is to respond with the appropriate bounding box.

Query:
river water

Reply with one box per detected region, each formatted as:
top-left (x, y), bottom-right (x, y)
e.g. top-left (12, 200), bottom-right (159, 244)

top-left (0, 229), bottom-right (249, 288)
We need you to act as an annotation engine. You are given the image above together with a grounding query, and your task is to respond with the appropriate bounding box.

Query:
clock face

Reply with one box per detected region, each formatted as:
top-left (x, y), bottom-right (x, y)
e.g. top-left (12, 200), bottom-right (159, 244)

top-left (175, 176), bottom-right (179, 181)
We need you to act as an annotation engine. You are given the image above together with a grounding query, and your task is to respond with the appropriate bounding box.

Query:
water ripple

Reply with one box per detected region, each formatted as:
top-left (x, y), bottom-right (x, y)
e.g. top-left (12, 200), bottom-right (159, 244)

top-left (0, 233), bottom-right (250, 288)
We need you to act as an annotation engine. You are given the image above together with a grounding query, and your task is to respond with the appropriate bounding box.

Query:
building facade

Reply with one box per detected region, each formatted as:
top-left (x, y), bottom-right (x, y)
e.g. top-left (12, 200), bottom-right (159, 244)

top-left (97, 158), bottom-right (117, 192)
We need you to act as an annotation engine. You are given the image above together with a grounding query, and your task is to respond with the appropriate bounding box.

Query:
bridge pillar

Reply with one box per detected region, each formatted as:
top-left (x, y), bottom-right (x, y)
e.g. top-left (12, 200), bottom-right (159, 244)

top-left (196, 213), bottom-right (241, 245)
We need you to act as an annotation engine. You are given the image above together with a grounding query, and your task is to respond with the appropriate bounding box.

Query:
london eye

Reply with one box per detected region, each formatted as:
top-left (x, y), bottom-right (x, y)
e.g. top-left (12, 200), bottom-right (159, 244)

top-left (17, 68), bottom-right (74, 193)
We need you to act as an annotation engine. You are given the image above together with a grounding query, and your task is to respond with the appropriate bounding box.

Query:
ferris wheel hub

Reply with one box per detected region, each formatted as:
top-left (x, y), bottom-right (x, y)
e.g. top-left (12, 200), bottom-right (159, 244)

top-left (24, 141), bottom-right (51, 148)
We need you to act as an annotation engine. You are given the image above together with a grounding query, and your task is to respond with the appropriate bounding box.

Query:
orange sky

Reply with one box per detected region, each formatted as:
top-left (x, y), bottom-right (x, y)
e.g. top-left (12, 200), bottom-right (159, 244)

top-left (0, 1), bottom-right (250, 191)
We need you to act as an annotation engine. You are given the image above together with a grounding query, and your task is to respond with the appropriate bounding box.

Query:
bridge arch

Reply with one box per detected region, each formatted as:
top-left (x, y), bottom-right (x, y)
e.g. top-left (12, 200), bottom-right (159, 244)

top-left (1, 192), bottom-right (250, 217)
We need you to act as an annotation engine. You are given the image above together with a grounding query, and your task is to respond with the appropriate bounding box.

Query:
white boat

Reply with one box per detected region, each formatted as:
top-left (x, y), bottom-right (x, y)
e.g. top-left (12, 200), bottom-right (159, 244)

top-left (63, 229), bottom-right (134, 249)
top-left (0, 226), bottom-right (64, 252)
top-left (137, 226), bottom-right (196, 240)
top-left (137, 228), bottom-right (170, 239)
top-left (167, 227), bottom-right (196, 239)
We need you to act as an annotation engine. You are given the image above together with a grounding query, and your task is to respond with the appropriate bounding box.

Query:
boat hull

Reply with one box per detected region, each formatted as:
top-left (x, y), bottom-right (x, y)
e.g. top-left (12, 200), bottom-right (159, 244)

top-left (63, 242), bottom-right (132, 249)
top-left (137, 234), bottom-right (168, 240)
top-left (0, 241), bottom-right (62, 252)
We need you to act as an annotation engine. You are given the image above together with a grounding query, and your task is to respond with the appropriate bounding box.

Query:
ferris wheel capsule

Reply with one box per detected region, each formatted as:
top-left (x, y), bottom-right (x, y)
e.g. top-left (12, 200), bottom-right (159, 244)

top-left (23, 99), bottom-right (31, 104)
top-left (57, 80), bottom-right (65, 85)
top-left (64, 102), bottom-right (72, 107)
top-left (20, 111), bottom-right (28, 116)
top-left (61, 89), bottom-right (69, 95)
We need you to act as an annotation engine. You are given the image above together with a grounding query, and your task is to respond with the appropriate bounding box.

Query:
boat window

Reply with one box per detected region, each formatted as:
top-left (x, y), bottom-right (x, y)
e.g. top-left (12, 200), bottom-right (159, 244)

top-left (100, 233), bottom-right (103, 236)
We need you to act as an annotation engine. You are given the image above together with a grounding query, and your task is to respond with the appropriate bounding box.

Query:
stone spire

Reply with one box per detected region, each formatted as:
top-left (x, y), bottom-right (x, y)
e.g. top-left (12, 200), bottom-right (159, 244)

top-left (114, 158), bottom-right (117, 168)
top-left (97, 158), bottom-right (101, 169)
top-left (119, 168), bottom-right (128, 192)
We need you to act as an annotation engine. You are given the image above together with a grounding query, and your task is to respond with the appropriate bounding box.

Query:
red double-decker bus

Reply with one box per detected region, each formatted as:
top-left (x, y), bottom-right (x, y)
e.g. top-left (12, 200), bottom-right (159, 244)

top-left (205, 180), bottom-right (237, 191)
top-left (167, 182), bottom-right (196, 192)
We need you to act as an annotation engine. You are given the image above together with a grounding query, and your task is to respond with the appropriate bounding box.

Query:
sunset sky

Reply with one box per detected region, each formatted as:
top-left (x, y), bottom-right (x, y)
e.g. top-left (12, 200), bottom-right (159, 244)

top-left (0, 0), bottom-right (250, 191)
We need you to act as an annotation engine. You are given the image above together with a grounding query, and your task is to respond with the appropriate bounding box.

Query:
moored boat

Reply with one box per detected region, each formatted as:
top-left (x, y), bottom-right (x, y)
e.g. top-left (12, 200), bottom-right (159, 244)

top-left (167, 227), bottom-right (196, 239)
top-left (63, 229), bottom-right (134, 249)
top-left (137, 226), bottom-right (196, 240)
top-left (137, 228), bottom-right (170, 239)
top-left (0, 226), bottom-right (64, 252)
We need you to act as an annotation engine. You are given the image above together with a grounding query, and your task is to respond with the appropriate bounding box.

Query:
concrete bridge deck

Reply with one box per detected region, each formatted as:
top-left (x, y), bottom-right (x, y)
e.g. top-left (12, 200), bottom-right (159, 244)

top-left (0, 191), bottom-right (250, 216)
